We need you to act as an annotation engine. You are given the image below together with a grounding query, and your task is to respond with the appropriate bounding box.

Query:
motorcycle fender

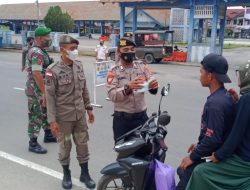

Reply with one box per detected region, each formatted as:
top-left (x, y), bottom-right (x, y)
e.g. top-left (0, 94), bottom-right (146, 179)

top-left (100, 162), bottom-right (128, 177)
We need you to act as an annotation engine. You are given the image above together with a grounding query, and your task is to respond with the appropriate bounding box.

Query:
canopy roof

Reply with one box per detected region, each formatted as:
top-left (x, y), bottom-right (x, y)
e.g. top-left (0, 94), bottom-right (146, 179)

top-left (100, 0), bottom-right (250, 8)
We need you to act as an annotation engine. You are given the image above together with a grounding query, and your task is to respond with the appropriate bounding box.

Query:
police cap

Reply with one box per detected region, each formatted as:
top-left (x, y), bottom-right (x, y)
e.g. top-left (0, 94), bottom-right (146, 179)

top-left (117, 38), bottom-right (136, 48)
top-left (35, 26), bottom-right (51, 37)
top-left (59, 34), bottom-right (79, 46)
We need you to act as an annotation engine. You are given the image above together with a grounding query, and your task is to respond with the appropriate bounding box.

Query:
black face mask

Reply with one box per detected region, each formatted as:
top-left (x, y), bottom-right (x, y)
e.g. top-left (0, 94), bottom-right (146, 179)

top-left (29, 42), bottom-right (33, 46)
top-left (121, 52), bottom-right (135, 63)
top-left (100, 42), bottom-right (103, 46)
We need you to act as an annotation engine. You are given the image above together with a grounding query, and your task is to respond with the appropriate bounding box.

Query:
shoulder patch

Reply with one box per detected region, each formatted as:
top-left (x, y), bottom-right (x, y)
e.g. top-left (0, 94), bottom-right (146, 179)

top-left (45, 69), bottom-right (54, 86)
top-left (45, 70), bottom-right (53, 78)
top-left (107, 71), bottom-right (115, 85)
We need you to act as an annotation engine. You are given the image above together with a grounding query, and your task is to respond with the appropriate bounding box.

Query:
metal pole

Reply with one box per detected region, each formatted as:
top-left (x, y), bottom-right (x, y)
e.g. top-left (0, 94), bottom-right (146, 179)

top-left (132, 7), bottom-right (137, 41)
top-left (120, 3), bottom-right (125, 38)
top-left (91, 62), bottom-right (103, 108)
top-left (36, 0), bottom-right (40, 26)
top-left (219, 5), bottom-right (227, 55)
top-left (211, 0), bottom-right (218, 52)
top-left (187, 0), bottom-right (195, 62)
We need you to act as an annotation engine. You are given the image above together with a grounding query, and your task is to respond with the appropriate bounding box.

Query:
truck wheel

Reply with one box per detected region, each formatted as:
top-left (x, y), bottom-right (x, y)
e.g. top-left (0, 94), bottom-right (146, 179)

top-left (155, 58), bottom-right (162, 63)
top-left (110, 52), bottom-right (115, 61)
top-left (144, 54), bottom-right (155, 64)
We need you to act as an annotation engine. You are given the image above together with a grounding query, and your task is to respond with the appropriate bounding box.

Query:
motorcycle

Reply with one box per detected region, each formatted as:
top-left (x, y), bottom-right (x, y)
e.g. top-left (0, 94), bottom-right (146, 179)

top-left (97, 85), bottom-right (171, 190)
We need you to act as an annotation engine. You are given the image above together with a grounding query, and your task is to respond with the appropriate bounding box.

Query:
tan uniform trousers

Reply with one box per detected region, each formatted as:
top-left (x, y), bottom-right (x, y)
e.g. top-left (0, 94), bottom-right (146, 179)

top-left (57, 116), bottom-right (89, 166)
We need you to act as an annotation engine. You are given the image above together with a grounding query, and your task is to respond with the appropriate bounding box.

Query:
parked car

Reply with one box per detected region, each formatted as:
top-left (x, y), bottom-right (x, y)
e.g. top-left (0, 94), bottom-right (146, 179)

top-left (108, 30), bottom-right (174, 64)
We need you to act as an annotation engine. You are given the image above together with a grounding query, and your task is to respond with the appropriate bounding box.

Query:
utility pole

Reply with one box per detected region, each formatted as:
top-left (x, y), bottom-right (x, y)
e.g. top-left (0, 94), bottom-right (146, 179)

top-left (35, 0), bottom-right (40, 26)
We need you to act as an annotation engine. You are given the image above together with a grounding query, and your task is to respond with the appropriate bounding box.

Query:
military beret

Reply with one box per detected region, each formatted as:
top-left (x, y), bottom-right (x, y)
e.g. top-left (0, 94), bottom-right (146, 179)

top-left (117, 37), bottom-right (136, 48)
top-left (35, 26), bottom-right (51, 37)
top-left (59, 34), bottom-right (79, 46)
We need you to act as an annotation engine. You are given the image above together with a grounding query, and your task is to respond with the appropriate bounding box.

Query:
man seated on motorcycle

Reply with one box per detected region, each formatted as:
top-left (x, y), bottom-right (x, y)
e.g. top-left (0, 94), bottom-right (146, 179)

top-left (186, 62), bottom-right (250, 190)
top-left (106, 37), bottom-right (158, 143)
top-left (176, 53), bottom-right (237, 190)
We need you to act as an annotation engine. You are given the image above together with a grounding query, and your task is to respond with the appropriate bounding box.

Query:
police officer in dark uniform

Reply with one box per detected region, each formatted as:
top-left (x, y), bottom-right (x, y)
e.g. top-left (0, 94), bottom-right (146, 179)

top-left (106, 38), bottom-right (159, 142)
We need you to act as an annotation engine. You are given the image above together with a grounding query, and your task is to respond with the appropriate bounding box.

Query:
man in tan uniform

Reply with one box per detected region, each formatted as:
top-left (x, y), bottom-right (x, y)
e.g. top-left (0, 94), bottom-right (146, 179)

top-left (106, 38), bottom-right (158, 142)
top-left (45, 34), bottom-right (95, 189)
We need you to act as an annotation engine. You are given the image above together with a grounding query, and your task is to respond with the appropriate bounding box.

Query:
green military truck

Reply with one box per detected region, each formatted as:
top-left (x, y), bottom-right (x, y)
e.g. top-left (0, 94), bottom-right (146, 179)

top-left (108, 30), bottom-right (174, 64)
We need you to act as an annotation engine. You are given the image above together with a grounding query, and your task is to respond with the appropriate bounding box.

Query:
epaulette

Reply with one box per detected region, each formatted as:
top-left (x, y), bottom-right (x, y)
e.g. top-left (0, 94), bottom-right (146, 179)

top-left (134, 59), bottom-right (146, 65)
top-left (30, 46), bottom-right (43, 54)
top-left (74, 60), bottom-right (84, 70)
top-left (75, 60), bottom-right (82, 64)
top-left (110, 64), bottom-right (119, 71)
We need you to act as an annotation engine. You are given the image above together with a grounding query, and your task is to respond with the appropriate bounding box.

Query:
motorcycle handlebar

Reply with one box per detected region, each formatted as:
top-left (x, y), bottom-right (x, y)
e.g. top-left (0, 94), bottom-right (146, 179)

top-left (116, 112), bottom-right (169, 142)
top-left (158, 138), bottom-right (168, 151)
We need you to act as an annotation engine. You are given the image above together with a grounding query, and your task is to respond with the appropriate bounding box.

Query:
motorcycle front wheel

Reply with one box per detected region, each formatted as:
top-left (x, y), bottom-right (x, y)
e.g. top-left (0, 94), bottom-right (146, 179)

top-left (97, 174), bottom-right (134, 190)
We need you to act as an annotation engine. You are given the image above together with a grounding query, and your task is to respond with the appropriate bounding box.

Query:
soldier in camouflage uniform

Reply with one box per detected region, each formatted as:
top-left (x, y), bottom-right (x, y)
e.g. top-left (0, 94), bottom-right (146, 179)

top-left (25, 26), bottom-right (56, 154)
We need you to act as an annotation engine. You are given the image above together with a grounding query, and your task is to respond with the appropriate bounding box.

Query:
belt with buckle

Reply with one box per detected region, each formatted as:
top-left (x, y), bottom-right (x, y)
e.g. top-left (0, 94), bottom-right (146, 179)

top-left (114, 110), bottom-right (147, 119)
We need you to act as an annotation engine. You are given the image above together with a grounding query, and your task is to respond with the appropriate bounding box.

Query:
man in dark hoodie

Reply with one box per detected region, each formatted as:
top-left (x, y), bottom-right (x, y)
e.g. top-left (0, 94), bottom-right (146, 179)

top-left (186, 62), bottom-right (250, 190)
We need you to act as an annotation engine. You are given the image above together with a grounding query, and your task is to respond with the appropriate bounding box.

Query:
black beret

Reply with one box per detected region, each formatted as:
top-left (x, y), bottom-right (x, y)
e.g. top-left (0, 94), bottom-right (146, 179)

top-left (117, 37), bottom-right (136, 48)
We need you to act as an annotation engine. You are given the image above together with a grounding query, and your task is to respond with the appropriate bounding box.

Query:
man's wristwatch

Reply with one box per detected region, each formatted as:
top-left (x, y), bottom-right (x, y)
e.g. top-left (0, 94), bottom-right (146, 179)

top-left (124, 84), bottom-right (132, 95)
top-left (86, 106), bottom-right (93, 111)
top-left (124, 84), bottom-right (130, 91)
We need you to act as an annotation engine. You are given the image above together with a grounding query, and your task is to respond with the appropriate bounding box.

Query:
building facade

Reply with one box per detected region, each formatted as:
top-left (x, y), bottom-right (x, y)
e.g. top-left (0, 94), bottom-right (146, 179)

top-left (0, 1), bottom-right (170, 36)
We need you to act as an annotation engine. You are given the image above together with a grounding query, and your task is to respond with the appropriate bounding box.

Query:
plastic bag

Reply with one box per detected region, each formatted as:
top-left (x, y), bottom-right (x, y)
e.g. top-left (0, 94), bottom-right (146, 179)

top-left (143, 160), bottom-right (156, 190)
top-left (155, 159), bottom-right (176, 190)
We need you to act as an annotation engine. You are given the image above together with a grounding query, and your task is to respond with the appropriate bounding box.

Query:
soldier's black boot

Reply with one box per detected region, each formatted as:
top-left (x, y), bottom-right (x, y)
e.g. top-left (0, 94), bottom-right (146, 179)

top-left (62, 165), bottom-right (72, 189)
top-left (79, 162), bottom-right (96, 189)
top-left (29, 138), bottom-right (47, 154)
top-left (44, 129), bottom-right (57, 143)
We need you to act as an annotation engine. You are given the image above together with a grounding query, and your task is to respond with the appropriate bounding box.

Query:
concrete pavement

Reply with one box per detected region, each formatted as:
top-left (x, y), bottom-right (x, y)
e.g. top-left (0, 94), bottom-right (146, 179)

top-left (0, 48), bottom-right (249, 189)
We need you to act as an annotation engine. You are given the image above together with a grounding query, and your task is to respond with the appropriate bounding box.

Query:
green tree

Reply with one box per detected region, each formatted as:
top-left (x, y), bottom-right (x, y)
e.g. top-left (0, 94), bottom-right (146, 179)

top-left (44, 6), bottom-right (74, 33)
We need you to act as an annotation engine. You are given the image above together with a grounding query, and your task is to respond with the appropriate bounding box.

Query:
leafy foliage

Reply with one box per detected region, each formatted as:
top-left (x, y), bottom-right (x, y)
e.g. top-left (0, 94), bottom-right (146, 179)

top-left (44, 6), bottom-right (74, 33)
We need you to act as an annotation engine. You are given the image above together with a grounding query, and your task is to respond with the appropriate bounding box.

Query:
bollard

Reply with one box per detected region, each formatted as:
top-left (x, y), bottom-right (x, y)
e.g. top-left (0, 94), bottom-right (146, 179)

top-left (21, 30), bottom-right (27, 48)
top-left (0, 31), bottom-right (3, 48)
top-left (5, 31), bottom-right (11, 48)
top-left (110, 34), bottom-right (119, 47)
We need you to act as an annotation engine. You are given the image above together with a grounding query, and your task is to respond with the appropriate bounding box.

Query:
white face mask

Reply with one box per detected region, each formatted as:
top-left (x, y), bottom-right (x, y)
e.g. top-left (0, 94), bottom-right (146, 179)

top-left (67, 49), bottom-right (78, 61)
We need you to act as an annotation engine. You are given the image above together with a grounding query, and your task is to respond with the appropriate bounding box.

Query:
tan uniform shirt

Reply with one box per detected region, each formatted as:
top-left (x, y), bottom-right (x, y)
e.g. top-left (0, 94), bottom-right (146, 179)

top-left (45, 59), bottom-right (91, 123)
top-left (107, 60), bottom-right (154, 113)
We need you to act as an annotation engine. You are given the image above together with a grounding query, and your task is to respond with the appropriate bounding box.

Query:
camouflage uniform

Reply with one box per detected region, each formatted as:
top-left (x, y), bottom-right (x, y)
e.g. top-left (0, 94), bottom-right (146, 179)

top-left (25, 46), bottom-right (51, 138)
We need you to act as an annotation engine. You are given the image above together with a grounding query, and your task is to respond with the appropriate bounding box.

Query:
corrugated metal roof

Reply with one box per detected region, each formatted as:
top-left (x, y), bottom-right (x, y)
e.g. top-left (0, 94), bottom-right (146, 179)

top-left (0, 1), bottom-right (120, 21)
top-left (0, 1), bottom-right (170, 25)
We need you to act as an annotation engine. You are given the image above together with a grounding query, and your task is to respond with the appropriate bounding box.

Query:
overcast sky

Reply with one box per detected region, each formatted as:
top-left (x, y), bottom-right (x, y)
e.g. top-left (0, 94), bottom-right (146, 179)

top-left (0, 0), bottom-right (98, 5)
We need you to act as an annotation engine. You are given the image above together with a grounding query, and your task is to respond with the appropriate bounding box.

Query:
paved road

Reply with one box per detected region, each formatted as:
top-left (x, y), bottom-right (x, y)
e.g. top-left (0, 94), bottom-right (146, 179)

top-left (0, 49), bottom-right (248, 189)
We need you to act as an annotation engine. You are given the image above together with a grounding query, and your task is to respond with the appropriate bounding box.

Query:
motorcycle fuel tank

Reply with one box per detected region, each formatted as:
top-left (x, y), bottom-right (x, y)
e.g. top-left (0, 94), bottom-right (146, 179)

top-left (115, 137), bottom-right (146, 159)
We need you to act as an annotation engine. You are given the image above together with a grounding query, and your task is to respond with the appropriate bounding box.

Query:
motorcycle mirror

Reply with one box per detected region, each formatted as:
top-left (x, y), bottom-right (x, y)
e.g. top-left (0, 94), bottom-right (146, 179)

top-left (161, 84), bottom-right (170, 97)
top-left (158, 112), bottom-right (171, 126)
top-left (161, 87), bottom-right (166, 96)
